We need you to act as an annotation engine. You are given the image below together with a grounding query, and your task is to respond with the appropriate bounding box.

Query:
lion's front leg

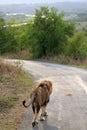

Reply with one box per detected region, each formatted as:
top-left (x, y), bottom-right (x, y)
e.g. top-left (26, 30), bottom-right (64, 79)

top-left (40, 106), bottom-right (48, 121)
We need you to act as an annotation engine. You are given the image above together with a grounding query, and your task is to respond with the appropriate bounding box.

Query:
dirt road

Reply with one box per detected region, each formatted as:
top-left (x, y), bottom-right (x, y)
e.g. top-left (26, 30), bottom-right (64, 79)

top-left (7, 60), bottom-right (87, 130)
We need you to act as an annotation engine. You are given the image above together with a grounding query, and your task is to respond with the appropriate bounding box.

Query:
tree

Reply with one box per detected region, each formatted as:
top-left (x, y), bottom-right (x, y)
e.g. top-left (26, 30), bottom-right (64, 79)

top-left (0, 7), bottom-right (75, 58)
top-left (0, 18), bottom-right (21, 54)
top-left (0, 18), bottom-right (7, 54)
top-left (28, 7), bottom-right (75, 58)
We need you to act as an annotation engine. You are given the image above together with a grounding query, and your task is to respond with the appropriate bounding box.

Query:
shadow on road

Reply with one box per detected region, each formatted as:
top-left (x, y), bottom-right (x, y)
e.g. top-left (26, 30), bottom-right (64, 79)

top-left (32, 119), bottom-right (59, 130)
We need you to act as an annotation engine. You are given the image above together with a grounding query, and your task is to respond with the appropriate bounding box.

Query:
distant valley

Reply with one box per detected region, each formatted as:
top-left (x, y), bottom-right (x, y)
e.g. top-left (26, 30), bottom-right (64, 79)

top-left (0, 2), bottom-right (87, 23)
top-left (0, 2), bottom-right (87, 14)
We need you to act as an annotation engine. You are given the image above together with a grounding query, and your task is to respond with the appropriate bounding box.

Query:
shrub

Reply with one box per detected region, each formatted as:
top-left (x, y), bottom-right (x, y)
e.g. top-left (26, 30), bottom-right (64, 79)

top-left (67, 32), bottom-right (87, 60)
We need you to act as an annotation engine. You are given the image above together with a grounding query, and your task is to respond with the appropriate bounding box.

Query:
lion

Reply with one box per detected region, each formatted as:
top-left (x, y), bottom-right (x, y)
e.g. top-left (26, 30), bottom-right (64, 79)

top-left (22, 80), bottom-right (53, 127)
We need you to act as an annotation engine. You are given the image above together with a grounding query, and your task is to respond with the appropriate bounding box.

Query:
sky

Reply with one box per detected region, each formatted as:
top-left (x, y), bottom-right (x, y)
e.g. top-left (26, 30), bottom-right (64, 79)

top-left (0, 0), bottom-right (86, 4)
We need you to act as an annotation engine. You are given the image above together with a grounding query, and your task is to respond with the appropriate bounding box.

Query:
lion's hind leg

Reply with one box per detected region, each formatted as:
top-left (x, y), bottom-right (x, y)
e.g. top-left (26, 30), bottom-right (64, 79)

top-left (32, 104), bottom-right (40, 127)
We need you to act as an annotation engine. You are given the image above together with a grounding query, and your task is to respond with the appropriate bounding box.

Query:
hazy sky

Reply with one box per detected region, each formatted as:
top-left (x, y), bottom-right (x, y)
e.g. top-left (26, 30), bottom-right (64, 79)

top-left (0, 0), bottom-right (86, 4)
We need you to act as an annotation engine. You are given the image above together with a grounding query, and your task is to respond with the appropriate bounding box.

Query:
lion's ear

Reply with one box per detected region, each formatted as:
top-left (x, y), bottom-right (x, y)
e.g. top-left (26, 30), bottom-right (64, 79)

top-left (39, 83), bottom-right (44, 87)
top-left (36, 83), bottom-right (43, 88)
top-left (39, 83), bottom-right (47, 89)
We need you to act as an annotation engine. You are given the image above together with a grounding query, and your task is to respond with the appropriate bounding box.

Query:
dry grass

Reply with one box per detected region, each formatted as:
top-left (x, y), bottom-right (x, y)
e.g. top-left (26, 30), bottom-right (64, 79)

top-left (40, 55), bottom-right (87, 68)
top-left (2, 51), bottom-right (87, 68)
top-left (0, 59), bottom-right (34, 130)
top-left (2, 50), bottom-right (31, 60)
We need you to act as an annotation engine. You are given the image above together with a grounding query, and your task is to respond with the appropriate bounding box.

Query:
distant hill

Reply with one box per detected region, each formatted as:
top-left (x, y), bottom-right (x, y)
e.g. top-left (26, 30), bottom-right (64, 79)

top-left (0, 2), bottom-right (87, 14)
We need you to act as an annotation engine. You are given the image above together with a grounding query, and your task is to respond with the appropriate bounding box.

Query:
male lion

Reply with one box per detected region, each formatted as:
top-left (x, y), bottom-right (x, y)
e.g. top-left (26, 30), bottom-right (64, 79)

top-left (22, 80), bottom-right (53, 127)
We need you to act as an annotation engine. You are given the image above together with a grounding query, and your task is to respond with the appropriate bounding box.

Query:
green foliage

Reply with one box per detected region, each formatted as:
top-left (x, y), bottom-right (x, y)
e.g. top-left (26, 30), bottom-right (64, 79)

top-left (0, 19), bottom-right (8, 54)
top-left (78, 41), bottom-right (87, 59)
top-left (27, 7), bottom-right (75, 58)
top-left (3, 7), bottom-right (87, 61)
top-left (0, 24), bottom-right (27, 54)
top-left (0, 18), bottom-right (5, 27)
top-left (67, 32), bottom-right (87, 60)
top-left (0, 8), bottom-right (75, 58)
top-left (65, 22), bottom-right (75, 37)
top-left (0, 18), bottom-right (17, 54)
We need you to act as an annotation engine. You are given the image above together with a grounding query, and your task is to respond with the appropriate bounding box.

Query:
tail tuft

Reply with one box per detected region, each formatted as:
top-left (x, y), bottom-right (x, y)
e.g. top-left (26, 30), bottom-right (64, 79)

top-left (22, 94), bottom-right (35, 108)
top-left (22, 100), bottom-right (26, 107)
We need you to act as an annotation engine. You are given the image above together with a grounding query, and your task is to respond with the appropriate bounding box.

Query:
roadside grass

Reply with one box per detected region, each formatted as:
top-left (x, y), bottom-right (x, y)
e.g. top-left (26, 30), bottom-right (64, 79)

top-left (39, 55), bottom-right (87, 69)
top-left (0, 96), bottom-right (19, 113)
top-left (0, 59), bottom-right (34, 130)
top-left (1, 51), bottom-right (87, 69)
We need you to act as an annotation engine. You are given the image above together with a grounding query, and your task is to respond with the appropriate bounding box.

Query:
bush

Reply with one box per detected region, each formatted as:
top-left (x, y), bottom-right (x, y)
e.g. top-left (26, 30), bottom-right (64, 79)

top-left (67, 32), bottom-right (87, 60)
top-left (78, 42), bottom-right (87, 59)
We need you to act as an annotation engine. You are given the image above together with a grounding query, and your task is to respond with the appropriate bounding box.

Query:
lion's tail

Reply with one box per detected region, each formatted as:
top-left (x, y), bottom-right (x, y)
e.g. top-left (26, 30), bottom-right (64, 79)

top-left (22, 94), bottom-right (35, 108)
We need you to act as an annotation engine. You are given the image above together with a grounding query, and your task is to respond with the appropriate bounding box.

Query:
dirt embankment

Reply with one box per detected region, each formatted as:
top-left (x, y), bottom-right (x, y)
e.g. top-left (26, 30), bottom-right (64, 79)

top-left (0, 59), bottom-right (34, 130)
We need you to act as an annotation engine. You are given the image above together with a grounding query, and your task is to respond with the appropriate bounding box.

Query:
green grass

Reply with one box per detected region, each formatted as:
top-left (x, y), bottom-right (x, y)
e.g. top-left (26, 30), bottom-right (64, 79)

top-left (0, 96), bottom-right (19, 113)
top-left (18, 72), bottom-right (34, 91)
top-left (1, 125), bottom-right (15, 130)
top-left (0, 75), bottom-right (12, 83)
